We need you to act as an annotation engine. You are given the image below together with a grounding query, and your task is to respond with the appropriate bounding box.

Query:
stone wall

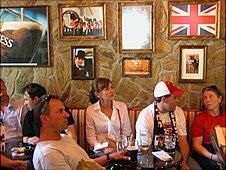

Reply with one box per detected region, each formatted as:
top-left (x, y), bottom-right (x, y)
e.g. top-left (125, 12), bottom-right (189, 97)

top-left (1, 0), bottom-right (225, 109)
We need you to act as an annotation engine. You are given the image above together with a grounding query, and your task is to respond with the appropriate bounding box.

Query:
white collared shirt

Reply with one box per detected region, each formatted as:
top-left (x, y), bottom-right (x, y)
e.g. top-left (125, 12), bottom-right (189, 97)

top-left (1, 99), bottom-right (28, 142)
top-left (86, 101), bottom-right (132, 148)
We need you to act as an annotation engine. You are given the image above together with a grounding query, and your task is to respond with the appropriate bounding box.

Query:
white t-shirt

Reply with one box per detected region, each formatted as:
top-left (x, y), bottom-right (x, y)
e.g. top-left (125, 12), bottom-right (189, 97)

top-left (33, 136), bottom-right (92, 170)
top-left (135, 102), bottom-right (187, 145)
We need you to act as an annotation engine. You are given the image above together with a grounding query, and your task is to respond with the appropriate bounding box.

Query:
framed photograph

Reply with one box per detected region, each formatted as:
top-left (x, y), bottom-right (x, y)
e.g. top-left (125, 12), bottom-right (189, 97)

top-left (118, 2), bottom-right (153, 53)
top-left (59, 3), bottom-right (106, 40)
top-left (0, 6), bottom-right (50, 66)
top-left (71, 46), bottom-right (95, 80)
top-left (179, 45), bottom-right (207, 83)
top-left (122, 57), bottom-right (151, 77)
top-left (168, 1), bottom-right (220, 39)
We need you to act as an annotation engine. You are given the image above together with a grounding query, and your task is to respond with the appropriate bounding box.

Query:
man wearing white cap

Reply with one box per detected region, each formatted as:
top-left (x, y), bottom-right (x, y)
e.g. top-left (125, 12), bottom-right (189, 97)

top-left (136, 80), bottom-right (199, 170)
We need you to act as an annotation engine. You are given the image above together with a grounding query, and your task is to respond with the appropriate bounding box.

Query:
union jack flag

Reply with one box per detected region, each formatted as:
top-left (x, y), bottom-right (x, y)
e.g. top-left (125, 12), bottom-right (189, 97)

top-left (170, 3), bottom-right (218, 36)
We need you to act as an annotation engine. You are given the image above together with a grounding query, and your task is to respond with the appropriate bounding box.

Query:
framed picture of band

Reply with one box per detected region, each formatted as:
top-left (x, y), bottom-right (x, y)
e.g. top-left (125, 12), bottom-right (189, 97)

top-left (71, 46), bottom-right (96, 80)
top-left (179, 45), bottom-right (207, 83)
top-left (122, 57), bottom-right (151, 77)
top-left (168, 1), bottom-right (220, 39)
top-left (59, 3), bottom-right (106, 40)
top-left (118, 2), bottom-right (154, 53)
top-left (0, 6), bottom-right (50, 66)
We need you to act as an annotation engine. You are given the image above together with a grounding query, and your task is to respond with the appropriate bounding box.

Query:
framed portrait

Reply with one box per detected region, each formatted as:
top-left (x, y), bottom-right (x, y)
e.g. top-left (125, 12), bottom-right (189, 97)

top-left (179, 45), bottom-right (207, 83)
top-left (0, 6), bottom-right (50, 66)
top-left (59, 3), bottom-right (106, 40)
top-left (122, 57), bottom-right (151, 77)
top-left (71, 46), bottom-right (95, 80)
top-left (168, 1), bottom-right (220, 39)
top-left (118, 2), bottom-right (153, 53)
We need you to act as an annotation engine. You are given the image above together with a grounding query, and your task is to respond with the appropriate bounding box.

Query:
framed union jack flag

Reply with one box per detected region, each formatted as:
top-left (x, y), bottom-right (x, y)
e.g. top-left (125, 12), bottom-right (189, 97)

top-left (168, 1), bottom-right (220, 39)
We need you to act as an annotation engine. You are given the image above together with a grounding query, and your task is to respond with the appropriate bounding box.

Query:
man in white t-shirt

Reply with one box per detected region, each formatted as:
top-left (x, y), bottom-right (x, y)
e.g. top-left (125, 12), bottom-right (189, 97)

top-left (33, 95), bottom-right (128, 170)
top-left (136, 80), bottom-right (200, 170)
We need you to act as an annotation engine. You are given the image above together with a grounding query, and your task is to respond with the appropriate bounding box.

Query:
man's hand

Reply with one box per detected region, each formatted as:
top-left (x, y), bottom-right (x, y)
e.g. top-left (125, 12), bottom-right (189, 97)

top-left (27, 136), bottom-right (39, 145)
top-left (109, 150), bottom-right (130, 160)
top-left (2, 154), bottom-right (27, 170)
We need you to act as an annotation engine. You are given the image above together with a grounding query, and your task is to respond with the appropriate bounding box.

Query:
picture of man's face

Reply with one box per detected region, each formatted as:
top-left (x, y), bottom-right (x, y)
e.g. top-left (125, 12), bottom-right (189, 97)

top-left (75, 57), bottom-right (85, 67)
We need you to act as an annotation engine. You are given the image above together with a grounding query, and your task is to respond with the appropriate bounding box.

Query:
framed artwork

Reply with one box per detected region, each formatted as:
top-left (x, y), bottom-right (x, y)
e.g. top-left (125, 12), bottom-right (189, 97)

top-left (179, 45), bottom-right (207, 83)
top-left (122, 57), bottom-right (151, 77)
top-left (59, 3), bottom-right (106, 40)
top-left (168, 1), bottom-right (220, 39)
top-left (0, 6), bottom-right (50, 66)
top-left (71, 46), bottom-right (95, 80)
top-left (118, 2), bottom-right (153, 53)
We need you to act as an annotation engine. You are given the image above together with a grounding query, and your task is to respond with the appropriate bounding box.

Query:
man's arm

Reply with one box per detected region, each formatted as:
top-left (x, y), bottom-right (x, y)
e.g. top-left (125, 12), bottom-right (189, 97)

top-left (94, 150), bottom-right (129, 166)
top-left (178, 135), bottom-right (190, 170)
top-left (1, 154), bottom-right (26, 169)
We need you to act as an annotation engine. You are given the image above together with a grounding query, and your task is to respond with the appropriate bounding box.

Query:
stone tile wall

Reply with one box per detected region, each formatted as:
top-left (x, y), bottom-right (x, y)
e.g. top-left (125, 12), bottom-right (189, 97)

top-left (1, 0), bottom-right (225, 109)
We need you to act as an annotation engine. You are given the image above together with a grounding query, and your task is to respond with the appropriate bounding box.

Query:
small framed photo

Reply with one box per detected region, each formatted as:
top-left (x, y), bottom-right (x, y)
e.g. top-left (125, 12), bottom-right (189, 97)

top-left (0, 6), bottom-right (50, 66)
top-left (71, 46), bottom-right (95, 80)
top-left (122, 57), bottom-right (151, 77)
top-left (179, 45), bottom-right (207, 83)
top-left (118, 2), bottom-right (153, 53)
top-left (59, 3), bottom-right (106, 40)
top-left (168, 1), bottom-right (220, 39)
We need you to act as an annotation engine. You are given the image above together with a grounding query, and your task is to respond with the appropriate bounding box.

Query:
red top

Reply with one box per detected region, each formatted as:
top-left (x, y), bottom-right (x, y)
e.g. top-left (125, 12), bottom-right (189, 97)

top-left (192, 111), bottom-right (226, 144)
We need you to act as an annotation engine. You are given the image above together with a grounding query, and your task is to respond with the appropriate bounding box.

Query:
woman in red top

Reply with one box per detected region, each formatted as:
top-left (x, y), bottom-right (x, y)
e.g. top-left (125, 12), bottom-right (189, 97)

top-left (192, 85), bottom-right (225, 170)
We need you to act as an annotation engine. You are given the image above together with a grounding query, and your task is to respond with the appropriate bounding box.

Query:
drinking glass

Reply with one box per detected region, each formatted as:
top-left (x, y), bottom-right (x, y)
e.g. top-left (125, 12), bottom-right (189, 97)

top-left (116, 136), bottom-right (123, 151)
top-left (139, 130), bottom-right (151, 152)
top-left (122, 132), bottom-right (133, 149)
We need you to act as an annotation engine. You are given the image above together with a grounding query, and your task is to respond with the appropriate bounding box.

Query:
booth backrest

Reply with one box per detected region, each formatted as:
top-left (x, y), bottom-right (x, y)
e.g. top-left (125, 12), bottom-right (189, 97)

top-left (70, 108), bottom-right (200, 150)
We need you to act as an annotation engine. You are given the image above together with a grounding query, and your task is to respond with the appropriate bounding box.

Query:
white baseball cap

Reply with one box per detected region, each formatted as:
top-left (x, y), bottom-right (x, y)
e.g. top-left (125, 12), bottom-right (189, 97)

top-left (154, 81), bottom-right (184, 98)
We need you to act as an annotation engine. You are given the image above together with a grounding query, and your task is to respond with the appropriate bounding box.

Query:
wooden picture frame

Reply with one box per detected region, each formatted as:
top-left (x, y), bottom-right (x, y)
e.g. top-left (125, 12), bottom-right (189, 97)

top-left (118, 2), bottom-right (153, 53)
top-left (59, 3), bottom-right (106, 40)
top-left (122, 57), bottom-right (151, 77)
top-left (168, 1), bottom-right (220, 39)
top-left (0, 6), bottom-right (50, 66)
top-left (71, 46), bottom-right (95, 80)
top-left (179, 45), bottom-right (207, 83)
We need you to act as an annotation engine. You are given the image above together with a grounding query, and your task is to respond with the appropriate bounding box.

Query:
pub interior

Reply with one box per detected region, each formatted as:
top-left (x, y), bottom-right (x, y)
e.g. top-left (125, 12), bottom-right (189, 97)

top-left (0, 0), bottom-right (225, 170)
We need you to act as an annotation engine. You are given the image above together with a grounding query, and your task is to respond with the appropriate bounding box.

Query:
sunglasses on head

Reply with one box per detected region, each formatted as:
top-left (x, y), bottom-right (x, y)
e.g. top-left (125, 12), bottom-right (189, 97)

top-left (41, 95), bottom-right (58, 115)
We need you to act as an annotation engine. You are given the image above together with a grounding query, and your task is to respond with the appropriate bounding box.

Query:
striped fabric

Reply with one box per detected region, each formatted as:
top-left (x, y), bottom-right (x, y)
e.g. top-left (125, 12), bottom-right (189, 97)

top-left (183, 109), bottom-right (201, 149)
top-left (70, 108), bottom-right (87, 150)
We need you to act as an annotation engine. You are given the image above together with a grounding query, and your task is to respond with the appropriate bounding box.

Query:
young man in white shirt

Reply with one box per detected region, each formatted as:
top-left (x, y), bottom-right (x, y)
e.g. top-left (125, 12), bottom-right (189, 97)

top-left (136, 80), bottom-right (200, 170)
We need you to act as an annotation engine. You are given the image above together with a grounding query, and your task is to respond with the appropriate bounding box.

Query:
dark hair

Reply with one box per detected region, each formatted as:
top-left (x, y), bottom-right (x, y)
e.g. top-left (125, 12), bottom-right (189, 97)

top-left (154, 94), bottom-right (171, 103)
top-left (89, 78), bottom-right (112, 104)
top-left (22, 83), bottom-right (46, 99)
top-left (201, 85), bottom-right (225, 112)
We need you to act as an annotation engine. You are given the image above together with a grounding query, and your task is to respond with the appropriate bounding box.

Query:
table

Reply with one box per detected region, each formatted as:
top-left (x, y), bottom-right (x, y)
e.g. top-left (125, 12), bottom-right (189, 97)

top-left (137, 149), bottom-right (182, 169)
top-left (4, 141), bottom-right (35, 169)
top-left (106, 148), bottom-right (182, 170)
